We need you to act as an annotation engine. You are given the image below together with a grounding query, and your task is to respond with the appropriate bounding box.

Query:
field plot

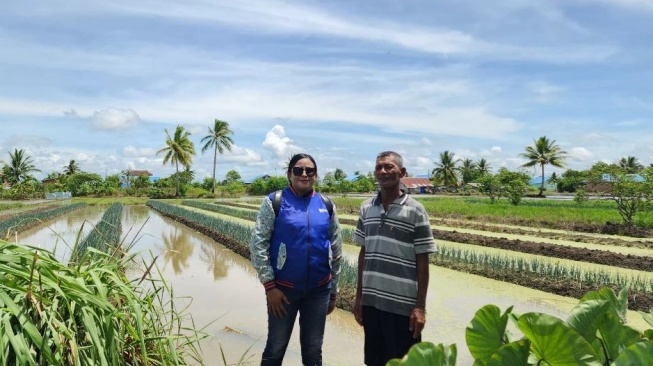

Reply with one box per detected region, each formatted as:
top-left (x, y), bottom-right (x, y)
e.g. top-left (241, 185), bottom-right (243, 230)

top-left (5, 197), bottom-right (653, 365)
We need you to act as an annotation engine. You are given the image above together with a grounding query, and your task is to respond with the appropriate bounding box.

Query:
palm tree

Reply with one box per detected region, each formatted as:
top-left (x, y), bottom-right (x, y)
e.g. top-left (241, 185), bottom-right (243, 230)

top-left (520, 136), bottom-right (567, 196)
top-left (5, 148), bottom-right (41, 184)
top-left (432, 150), bottom-right (459, 187)
top-left (547, 172), bottom-right (560, 192)
top-left (459, 158), bottom-right (477, 186)
top-left (618, 156), bottom-right (643, 174)
top-left (200, 119), bottom-right (234, 194)
top-left (63, 159), bottom-right (80, 175)
top-left (157, 125), bottom-right (196, 197)
top-left (476, 158), bottom-right (492, 177)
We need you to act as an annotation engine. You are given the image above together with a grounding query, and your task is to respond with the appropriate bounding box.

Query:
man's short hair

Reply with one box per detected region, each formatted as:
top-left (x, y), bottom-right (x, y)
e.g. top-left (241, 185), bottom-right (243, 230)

top-left (376, 151), bottom-right (404, 168)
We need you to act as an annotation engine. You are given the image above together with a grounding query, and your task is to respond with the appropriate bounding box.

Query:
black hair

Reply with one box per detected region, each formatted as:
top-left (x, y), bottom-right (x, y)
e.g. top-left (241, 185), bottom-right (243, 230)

top-left (376, 151), bottom-right (404, 168)
top-left (287, 153), bottom-right (317, 173)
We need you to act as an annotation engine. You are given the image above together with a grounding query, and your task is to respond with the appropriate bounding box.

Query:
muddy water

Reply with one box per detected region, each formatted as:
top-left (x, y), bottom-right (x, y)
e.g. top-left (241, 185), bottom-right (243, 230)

top-left (13, 205), bottom-right (653, 365)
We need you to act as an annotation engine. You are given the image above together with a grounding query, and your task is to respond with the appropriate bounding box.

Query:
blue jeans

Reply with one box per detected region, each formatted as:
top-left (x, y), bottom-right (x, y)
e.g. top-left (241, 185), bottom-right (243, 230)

top-left (261, 284), bottom-right (330, 366)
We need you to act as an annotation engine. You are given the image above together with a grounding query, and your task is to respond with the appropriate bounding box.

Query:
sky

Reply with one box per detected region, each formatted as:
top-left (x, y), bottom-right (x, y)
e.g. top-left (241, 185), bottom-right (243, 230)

top-left (1, 0), bottom-right (652, 182)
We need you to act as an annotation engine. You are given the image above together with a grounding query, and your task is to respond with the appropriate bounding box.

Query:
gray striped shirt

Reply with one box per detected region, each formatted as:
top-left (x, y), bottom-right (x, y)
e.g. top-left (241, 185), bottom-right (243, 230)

top-left (354, 193), bottom-right (437, 316)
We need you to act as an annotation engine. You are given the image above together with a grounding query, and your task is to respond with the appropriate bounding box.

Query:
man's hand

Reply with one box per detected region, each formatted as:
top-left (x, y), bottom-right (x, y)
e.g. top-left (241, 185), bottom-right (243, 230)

top-left (266, 288), bottom-right (290, 318)
top-left (353, 298), bottom-right (363, 325)
top-left (409, 307), bottom-right (426, 338)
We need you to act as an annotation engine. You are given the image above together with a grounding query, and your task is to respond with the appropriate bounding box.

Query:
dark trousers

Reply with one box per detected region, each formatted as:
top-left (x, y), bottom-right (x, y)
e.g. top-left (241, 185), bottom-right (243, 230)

top-left (362, 306), bottom-right (420, 366)
top-left (261, 285), bottom-right (330, 366)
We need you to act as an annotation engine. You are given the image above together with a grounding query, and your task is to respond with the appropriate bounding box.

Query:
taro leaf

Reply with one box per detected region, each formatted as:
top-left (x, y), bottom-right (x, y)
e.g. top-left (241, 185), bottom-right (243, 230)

top-left (386, 342), bottom-right (457, 366)
top-left (643, 330), bottom-right (653, 340)
top-left (566, 300), bottom-right (609, 342)
top-left (638, 310), bottom-right (653, 328)
top-left (466, 305), bottom-right (512, 364)
top-left (487, 339), bottom-right (530, 366)
top-left (518, 312), bottom-right (602, 366)
top-left (611, 340), bottom-right (653, 366)
top-left (597, 312), bottom-right (642, 361)
top-left (581, 287), bottom-right (628, 323)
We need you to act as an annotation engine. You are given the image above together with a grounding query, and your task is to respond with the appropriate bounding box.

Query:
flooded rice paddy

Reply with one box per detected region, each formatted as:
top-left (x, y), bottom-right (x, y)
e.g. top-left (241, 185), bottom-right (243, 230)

top-left (12, 204), bottom-right (651, 365)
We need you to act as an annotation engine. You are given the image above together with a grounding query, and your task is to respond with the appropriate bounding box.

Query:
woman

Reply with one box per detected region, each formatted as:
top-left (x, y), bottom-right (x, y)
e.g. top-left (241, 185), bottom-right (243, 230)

top-left (249, 153), bottom-right (342, 366)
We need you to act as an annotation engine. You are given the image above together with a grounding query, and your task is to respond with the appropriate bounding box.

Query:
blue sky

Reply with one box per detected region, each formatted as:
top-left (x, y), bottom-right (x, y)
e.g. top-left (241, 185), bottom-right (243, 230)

top-left (1, 0), bottom-right (652, 182)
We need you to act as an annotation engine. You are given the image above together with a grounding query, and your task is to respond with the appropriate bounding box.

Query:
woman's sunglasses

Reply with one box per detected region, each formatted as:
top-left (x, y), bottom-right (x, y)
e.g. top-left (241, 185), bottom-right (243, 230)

top-left (292, 167), bottom-right (317, 177)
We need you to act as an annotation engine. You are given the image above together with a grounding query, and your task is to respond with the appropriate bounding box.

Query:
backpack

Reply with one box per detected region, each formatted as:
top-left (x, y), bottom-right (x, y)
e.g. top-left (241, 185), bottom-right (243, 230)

top-left (272, 190), bottom-right (333, 218)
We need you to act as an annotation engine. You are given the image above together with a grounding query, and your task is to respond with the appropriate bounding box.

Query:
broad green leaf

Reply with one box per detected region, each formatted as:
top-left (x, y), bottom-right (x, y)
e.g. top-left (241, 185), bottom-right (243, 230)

top-left (597, 312), bottom-right (642, 361)
top-left (386, 342), bottom-right (457, 366)
top-left (518, 312), bottom-right (601, 366)
top-left (580, 287), bottom-right (627, 323)
top-left (611, 340), bottom-right (653, 366)
top-left (487, 339), bottom-right (530, 366)
top-left (638, 310), bottom-right (653, 328)
top-left (566, 300), bottom-right (609, 342)
top-left (466, 305), bottom-right (513, 364)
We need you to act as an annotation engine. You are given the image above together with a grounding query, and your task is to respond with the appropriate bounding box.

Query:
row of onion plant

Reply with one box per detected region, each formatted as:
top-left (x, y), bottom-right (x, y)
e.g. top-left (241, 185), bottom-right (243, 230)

top-left (148, 200), bottom-right (360, 309)
top-left (70, 202), bottom-right (123, 262)
top-left (189, 201), bottom-right (653, 311)
top-left (0, 203), bottom-right (86, 240)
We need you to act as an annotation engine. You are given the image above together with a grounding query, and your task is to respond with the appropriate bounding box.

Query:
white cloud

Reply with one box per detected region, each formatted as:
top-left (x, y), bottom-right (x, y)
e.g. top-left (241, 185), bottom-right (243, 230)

top-left (122, 146), bottom-right (157, 157)
top-left (528, 81), bottom-right (563, 103)
top-left (262, 125), bottom-right (303, 160)
top-left (91, 108), bottom-right (142, 130)
top-left (569, 147), bottom-right (595, 162)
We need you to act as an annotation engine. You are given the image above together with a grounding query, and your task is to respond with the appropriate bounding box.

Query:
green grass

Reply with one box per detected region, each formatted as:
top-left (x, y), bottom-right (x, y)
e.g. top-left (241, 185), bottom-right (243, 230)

top-left (332, 196), bottom-right (653, 229)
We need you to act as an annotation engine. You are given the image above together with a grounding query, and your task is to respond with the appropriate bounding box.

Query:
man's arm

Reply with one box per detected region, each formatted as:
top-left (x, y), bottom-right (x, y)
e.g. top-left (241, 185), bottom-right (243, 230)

top-left (409, 253), bottom-right (429, 338)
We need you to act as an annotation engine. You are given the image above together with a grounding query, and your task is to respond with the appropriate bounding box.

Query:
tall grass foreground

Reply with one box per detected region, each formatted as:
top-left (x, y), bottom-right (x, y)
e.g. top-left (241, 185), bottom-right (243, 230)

top-left (0, 241), bottom-right (207, 366)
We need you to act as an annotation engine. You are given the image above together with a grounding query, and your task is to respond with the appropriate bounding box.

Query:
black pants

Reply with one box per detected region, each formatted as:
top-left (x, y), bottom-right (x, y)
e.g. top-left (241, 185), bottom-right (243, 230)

top-left (362, 306), bottom-right (421, 366)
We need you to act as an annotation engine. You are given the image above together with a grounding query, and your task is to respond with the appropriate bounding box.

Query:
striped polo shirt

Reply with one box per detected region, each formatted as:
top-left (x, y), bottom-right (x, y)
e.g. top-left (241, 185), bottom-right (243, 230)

top-left (354, 193), bottom-right (437, 316)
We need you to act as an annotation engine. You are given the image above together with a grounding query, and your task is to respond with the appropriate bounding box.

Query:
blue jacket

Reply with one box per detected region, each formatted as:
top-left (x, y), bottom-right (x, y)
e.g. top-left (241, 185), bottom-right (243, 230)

top-left (250, 187), bottom-right (342, 295)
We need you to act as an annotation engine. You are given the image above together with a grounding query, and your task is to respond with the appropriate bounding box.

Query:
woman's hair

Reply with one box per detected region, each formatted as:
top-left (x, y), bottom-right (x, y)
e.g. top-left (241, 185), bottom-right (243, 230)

top-left (287, 153), bottom-right (318, 173)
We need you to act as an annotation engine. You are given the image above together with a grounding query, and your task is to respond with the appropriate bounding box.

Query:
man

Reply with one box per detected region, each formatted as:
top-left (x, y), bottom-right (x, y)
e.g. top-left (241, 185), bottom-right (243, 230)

top-left (353, 151), bottom-right (437, 366)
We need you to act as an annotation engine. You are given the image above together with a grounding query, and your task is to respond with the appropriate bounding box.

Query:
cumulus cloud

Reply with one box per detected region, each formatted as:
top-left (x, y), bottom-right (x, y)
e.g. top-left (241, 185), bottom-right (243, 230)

top-left (122, 145), bottom-right (157, 157)
top-left (91, 108), bottom-right (142, 130)
top-left (569, 147), bottom-right (595, 162)
top-left (262, 125), bottom-right (302, 160)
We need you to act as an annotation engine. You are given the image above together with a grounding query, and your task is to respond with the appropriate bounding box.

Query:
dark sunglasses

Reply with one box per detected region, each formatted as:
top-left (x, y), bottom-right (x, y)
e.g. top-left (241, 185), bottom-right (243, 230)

top-left (292, 167), bottom-right (317, 177)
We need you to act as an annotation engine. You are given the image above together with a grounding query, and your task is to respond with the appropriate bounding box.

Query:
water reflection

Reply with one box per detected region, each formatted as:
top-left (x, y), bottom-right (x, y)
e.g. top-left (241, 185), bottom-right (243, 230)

top-left (159, 226), bottom-right (194, 274)
top-left (199, 241), bottom-right (231, 279)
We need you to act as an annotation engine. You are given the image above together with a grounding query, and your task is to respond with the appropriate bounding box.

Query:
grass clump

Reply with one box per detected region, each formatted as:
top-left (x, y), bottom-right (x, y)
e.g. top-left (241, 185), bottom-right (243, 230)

top-left (0, 241), bottom-right (207, 365)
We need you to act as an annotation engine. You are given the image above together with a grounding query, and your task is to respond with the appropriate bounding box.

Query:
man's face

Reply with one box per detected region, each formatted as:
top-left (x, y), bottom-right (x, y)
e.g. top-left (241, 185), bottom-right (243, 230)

top-left (374, 155), bottom-right (405, 188)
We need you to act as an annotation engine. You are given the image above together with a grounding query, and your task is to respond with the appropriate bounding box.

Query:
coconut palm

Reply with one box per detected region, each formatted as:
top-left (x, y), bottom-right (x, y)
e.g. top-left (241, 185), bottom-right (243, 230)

top-left (520, 136), bottom-right (567, 196)
top-left (547, 172), bottom-right (560, 191)
top-left (157, 125), bottom-right (195, 197)
top-left (200, 119), bottom-right (234, 194)
top-left (618, 156), bottom-right (643, 174)
top-left (459, 158), bottom-right (478, 186)
top-left (432, 150), bottom-right (459, 187)
top-left (4, 148), bottom-right (41, 184)
top-left (63, 159), bottom-right (80, 175)
top-left (476, 158), bottom-right (492, 177)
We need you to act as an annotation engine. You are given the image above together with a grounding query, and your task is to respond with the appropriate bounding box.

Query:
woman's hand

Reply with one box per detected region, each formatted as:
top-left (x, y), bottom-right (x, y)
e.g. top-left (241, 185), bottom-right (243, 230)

top-left (327, 298), bottom-right (336, 315)
top-left (266, 288), bottom-right (290, 318)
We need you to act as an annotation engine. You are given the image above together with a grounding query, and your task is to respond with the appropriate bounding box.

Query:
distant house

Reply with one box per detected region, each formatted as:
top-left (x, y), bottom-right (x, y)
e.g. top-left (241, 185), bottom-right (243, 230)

top-left (120, 170), bottom-right (160, 188)
top-left (528, 176), bottom-right (557, 191)
top-left (585, 173), bottom-right (646, 193)
top-left (244, 174), bottom-right (272, 185)
top-left (400, 177), bottom-right (434, 194)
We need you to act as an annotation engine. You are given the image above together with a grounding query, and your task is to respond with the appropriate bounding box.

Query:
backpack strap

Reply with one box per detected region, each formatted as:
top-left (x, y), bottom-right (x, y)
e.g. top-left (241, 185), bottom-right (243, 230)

top-left (272, 189), bottom-right (333, 218)
top-left (320, 194), bottom-right (334, 218)
top-left (272, 190), bottom-right (283, 217)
